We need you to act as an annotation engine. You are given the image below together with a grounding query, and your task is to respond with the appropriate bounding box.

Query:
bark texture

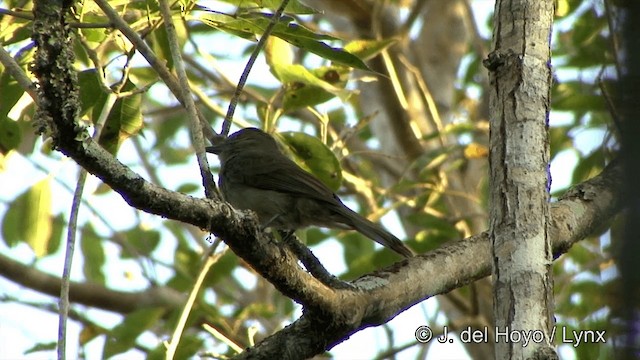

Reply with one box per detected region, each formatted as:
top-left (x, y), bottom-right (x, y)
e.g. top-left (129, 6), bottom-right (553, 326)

top-left (486, 0), bottom-right (556, 358)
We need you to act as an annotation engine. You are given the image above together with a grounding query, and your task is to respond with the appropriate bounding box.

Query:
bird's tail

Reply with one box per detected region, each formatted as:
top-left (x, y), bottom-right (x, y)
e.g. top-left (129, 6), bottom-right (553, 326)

top-left (338, 207), bottom-right (414, 258)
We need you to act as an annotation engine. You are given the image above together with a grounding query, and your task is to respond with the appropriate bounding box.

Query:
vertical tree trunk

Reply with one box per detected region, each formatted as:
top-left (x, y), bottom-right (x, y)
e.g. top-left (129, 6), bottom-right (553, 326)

top-left (486, 0), bottom-right (556, 358)
top-left (613, 2), bottom-right (640, 358)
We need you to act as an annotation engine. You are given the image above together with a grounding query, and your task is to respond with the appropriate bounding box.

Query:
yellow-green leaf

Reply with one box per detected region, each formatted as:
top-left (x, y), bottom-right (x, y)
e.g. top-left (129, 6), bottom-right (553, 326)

top-left (2, 178), bottom-right (57, 257)
top-left (279, 131), bottom-right (342, 191)
top-left (344, 38), bottom-right (397, 61)
top-left (25, 178), bottom-right (53, 257)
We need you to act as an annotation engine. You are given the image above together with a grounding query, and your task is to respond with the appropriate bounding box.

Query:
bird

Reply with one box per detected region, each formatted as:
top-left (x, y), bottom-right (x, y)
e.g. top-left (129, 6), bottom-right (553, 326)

top-left (206, 127), bottom-right (414, 258)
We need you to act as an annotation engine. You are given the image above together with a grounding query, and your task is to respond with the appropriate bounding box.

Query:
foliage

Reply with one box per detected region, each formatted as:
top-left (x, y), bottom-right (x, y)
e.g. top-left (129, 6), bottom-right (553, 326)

top-left (0, 0), bottom-right (617, 358)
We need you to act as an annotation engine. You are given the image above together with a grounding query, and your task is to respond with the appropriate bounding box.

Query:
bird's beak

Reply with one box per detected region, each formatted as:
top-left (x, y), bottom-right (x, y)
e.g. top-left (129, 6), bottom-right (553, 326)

top-left (205, 144), bottom-right (223, 154)
top-left (206, 136), bottom-right (227, 154)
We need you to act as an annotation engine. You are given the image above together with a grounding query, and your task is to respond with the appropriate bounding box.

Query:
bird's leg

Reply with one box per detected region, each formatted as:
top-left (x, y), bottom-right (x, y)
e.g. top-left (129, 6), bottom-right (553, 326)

top-left (261, 213), bottom-right (281, 231)
top-left (279, 229), bottom-right (295, 242)
top-left (278, 231), bottom-right (354, 290)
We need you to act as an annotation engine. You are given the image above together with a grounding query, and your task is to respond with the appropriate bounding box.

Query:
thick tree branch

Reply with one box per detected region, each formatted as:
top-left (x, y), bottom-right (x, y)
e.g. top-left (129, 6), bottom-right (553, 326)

top-left (0, 252), bottom-right (185, 313)
top-left (0, 150), bottom-right (623, 357)
top-left (235, 160), bottom-right (624, 359)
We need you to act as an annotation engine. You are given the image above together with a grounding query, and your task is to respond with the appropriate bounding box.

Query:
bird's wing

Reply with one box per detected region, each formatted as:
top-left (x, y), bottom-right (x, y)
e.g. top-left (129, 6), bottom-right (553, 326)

top-left (225, 151), bottom-right (340, 204)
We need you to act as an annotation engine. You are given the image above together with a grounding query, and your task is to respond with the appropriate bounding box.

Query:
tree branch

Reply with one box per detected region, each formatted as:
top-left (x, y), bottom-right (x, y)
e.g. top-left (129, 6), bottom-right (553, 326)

top-left (0, 252), bottom-right (185, 313)
top-left (235, 160), bottom-right (625, 359)
top-left (0, 153), bottom-right (623, 357)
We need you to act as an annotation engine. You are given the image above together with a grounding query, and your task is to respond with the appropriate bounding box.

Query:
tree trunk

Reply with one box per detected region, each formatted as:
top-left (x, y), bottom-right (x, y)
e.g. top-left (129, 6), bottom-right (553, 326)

top-left (486, 0), bottom-right (556, 358)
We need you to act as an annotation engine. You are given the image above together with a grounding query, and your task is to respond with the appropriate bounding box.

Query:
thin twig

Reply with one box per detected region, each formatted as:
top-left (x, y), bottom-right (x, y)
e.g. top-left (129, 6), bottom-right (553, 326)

top-left (221, 0), bottom-right (291, 136)
top-left (58, 170), bottom-right (85, 360)
top-left (166, 240), bottom-right (226, 360)
top-left (202, 324), bottom-right (244, 354)
top-left (58, 68), bottom-right (116, 359)
top-left (398, 0), bottom-right (430, 37)
top-left (0, 46), bottom-right (37, 102)
top-left (92, 0), bottom-right (219, 144)
top-left (157, 0), bottom-right (217, 198)
top-left (58, 88), bottom-right (117, 360)
top-left (397, 54), bottom-right (445, 146)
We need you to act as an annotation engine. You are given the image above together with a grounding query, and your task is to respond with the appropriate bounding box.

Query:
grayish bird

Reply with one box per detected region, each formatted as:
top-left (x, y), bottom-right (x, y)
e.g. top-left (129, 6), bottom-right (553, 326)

top-left (207, 127), bottom-right (414, 258)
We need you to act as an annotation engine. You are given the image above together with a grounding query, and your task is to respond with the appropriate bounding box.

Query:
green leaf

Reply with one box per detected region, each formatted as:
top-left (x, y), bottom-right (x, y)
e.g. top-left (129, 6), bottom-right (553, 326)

top-left (279, 131), bottom-right (342, 191)
top-left (23, 341), bottom-right (57, 355)
top-left (306, 227), bottom-right (331, 246)
top-left (121, 227), bottom-right (161, 259)
top-left (204, 251), bottom-right (239, 286)
top-left (340, 235), bottom-right (400, 280)
top-left (154, 111), bottom-right (186, 149)
top-left (78, 69), bottom-right (109, 118)
top-left (47, 213), bottom-right (64, 255)
top-left (265, 36), bottom-right (295, 69)
top-left (339, 232), bottom-right (402, 279)
top-left (0, 22), bottom-right (32, 46)
top-left (149, 24), bottom-right (174, 70)
top-left (147, 333), bottom-right (204, 360)
top-left (265, 37), bottom-right (351, 110)
top-left (81, 225), bottom-right (106, 284)
top-left (176, 183), bottom-right (200, 194)
top-left (1, 196), bottom-right (21, 248)
top-left (214, 0), bottom-right (318, 14)
top-left (341, 232), bottom-right (376, 273)
top-left (274, 24), bottom-right (368, 70)
top-left (196, 11), bottom-right (370, 70)
top-left (571, 150), bottom-right (604, 184)
top-left (79, 323), bottom-right (104, 345)
top-left (98, 79), bottom-right (143, 155)
top-left (405, 212), bottom-right (460, 253)
top-left (2, 178), bottom-right (54, 257)
top-left (552, 81), bottom-right (605, 113)
top-left (171, 237), bottom-right (201, 291)
top-left (0, 118), bottom-right (22, 153)
top-left (549, 126), bottom-right (575, 158)
top-left (282, 66), bottom-right (351, 111)
top-left (344, 38), bottom-right (397, 61)
top-left (103, 308), bottom-right (166, 358)
top-left (27, 179), bottom-right (53, 257)
top-left (0, 70), bottom-right (25, 119)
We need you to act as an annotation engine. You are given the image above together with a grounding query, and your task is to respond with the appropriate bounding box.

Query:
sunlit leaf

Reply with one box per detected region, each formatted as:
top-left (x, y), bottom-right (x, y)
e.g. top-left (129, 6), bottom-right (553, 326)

top-left (146, 333), bottom-right (203, 360)
top-left (0, 71), bottom-right (25, 120)
top-left (215, 0), bottom-right (318, 14)
top-left (196, 11), bottom-right (370, 70)
top-left (344, 38), bottom-right (396, 61)
top-left (2, 178), bottom-right (54, 257)
top-left (97, 79), bottom-right (143, 155)
top-left (264, 38), bottom-right (351, 107)
top-left (279, 131), bottom-right (342, 191)
top-left (103, 308), bottom-right (166, 358)
top-left (79, 324), bottom-right (103, 345)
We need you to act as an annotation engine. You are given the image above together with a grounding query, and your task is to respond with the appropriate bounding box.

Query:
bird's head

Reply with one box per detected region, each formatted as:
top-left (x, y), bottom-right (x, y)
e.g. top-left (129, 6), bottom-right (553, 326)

top-left (206, 128), bottom-right (279, 160)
